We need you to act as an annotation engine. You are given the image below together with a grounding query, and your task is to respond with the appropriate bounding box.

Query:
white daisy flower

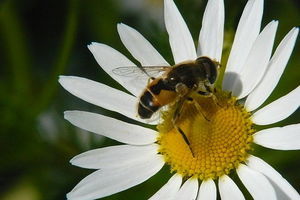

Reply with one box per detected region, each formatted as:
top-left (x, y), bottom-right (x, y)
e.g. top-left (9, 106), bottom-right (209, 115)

top-left (59, 0), bottom-right (300, 199)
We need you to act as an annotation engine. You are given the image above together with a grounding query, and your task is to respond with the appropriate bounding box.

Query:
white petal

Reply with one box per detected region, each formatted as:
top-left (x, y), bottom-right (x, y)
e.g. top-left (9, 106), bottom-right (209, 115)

top-left (59, 76), bottom-right (134, 115)
top-left (271, 180), bottom-right (296, 200)
top-left (218, 175), bottom-right (245, 200)
top-left (58, 76), bottom-right (152, 124)
top-left (149, 174), bottom-right (182, 200)
top-left (70, 144), bottom-right (158, 169)
top-left (64, 111), bottom-right (158, 145)
top-left (67, 154), bottom-right (164, 200)
top-left (117, 23), bottom-right (169, 66)
top-left (88, 42), bottom-right (146, 96)
top-left (247, 155), bottom-right (300, 199)
top-left (252, 86), bottom-right (300, 125)
top-left (253, 123), bottom-right (300, 150)
top-left (164, 0), bottom-right (197, 63)
top-left (222, 0), bottom-right (263, 91)
top-left (197, 0), bottom-right (224, 62)
top-left (232, 21), bottom-right (278, 98)
top-left (245, 28), bottom-right (299, 111)
top-left (197, 179), bottom-right (216, 200)
top-left (174, 178), bottom-right (198, 200)
top-left (237, 164), bottom-right (276, 199)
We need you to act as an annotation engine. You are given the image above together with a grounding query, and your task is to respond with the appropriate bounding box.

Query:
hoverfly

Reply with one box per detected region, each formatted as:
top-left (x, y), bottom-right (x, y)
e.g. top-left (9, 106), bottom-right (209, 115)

top-left (113, 56), bottom-right (220, 151)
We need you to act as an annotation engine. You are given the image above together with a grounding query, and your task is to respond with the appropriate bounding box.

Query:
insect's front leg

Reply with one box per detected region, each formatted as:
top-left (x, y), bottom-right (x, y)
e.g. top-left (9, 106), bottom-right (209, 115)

top-left (172, 97), bottom-right (185, 125)
top-left (197, 81), bottom-right (213, 97)
top-left (187, 97), bottom-right (211, 122)
top-left (172, 95), bottom-right (195, 157)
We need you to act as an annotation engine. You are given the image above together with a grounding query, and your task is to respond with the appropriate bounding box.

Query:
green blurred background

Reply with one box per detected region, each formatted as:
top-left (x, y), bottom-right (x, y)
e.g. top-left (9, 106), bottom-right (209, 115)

top-left (0, 0), bottom-right (299, 199)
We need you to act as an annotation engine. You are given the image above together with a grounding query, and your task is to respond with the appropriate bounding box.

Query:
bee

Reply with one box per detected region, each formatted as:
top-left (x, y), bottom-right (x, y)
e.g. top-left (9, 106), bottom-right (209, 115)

top-left (113, 56), bottom-right (220, 151)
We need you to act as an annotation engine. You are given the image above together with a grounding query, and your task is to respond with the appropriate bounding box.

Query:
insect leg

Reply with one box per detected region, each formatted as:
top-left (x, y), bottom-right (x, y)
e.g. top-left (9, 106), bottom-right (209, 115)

top-left (187, 97), bottom-right (211, 122)
top-left (172, 98), bottom-right (195, 157)
top-left (202, 83), bottom-right (223, 108)
top-left (211, 93), bottom-right (224, 108)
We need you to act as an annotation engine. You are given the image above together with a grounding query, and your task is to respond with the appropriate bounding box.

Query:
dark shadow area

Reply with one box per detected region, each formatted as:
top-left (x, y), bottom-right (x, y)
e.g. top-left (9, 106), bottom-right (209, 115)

top-left (222, 71), bottom-right (243, 97)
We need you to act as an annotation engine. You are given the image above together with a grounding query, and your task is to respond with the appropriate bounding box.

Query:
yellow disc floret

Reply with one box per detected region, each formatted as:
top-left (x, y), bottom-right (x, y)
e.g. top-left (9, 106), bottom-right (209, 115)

top-left (157, 90), bottom-right (254, 180)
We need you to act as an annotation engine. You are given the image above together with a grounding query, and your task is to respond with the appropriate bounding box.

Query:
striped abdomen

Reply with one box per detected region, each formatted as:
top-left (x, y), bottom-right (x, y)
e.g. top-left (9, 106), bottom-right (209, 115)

top-left (138, 78), bottom-right (177, 119)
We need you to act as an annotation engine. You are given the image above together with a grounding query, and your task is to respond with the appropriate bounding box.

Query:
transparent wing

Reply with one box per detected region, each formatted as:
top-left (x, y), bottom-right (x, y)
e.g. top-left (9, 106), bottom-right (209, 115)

top-left (112, 65), bottom-right (171, 79)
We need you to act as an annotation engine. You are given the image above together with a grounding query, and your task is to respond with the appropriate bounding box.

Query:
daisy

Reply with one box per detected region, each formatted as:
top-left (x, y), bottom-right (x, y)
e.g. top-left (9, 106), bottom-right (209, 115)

top-left (59, 0), bottom-right (300, 199)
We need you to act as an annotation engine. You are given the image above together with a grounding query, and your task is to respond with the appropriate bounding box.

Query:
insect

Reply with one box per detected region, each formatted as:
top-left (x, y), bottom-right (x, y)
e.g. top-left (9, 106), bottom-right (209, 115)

top-left (113, 56), bottom-right (219, 119)
top-left (113, 56), bottom-right (220, 152)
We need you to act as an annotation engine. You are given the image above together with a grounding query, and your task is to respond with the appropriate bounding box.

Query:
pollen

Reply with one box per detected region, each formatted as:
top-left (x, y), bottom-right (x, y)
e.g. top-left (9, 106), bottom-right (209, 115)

top-left (157, 90), bottom-right (254, 180)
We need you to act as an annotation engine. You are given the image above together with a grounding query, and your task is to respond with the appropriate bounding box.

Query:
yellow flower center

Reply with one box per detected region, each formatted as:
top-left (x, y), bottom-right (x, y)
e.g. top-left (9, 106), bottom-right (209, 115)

top-left (157, 89), bottom-right (254, 180)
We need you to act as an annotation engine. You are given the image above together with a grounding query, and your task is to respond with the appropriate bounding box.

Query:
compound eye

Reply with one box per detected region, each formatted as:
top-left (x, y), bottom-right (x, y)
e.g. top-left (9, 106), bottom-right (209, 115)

top-left (197, 57), bottom-right (217, 84)
top-left (207, 69), bottom-right (217, 84)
